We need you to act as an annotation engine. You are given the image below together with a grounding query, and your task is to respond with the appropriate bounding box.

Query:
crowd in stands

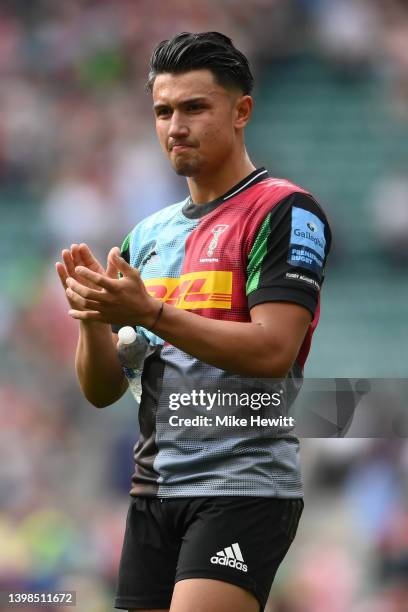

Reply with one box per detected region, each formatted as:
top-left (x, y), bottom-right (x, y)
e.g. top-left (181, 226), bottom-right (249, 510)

top-left (0, 1), bottom-right (407, 610)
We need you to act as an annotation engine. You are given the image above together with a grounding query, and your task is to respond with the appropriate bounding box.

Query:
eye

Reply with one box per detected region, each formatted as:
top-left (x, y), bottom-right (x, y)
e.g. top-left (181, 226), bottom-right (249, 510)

top-left (186, 103), bottom-right (205, 112)
top-left (156, 107), bottom-right (172, 118)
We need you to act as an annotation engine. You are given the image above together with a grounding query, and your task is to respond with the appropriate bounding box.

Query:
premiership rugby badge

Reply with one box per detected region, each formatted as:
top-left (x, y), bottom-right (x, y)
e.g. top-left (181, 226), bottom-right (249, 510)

top-left (207, 224), bottom-right (229, 257)
top-left (288, 207), bottom-right (326, 278)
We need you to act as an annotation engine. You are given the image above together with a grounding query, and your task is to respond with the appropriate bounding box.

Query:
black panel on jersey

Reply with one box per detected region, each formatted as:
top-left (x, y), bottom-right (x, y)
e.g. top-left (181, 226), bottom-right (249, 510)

top-left (247, 193), bottom-right (332, 316)
top-left (130, 345), bottom-right (165, 495)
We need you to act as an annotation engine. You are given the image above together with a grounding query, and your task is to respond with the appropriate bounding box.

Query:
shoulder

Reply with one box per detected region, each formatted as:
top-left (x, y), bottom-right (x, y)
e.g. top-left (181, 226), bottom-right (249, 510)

top-left (257, 177), bottom-right (328, 219)
top-left (120, 198), bottom-right (188, 264)
top-left (245, 176), bottom-right (332, 249)
top-left (130, 198), bottom-right (188, 237)
top-left (123, 198), bottom-right (188, 248)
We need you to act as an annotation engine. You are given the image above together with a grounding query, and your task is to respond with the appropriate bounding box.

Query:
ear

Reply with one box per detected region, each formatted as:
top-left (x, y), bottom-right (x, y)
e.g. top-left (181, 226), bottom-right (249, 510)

top-left (234, 95), bottom-right (253, 129)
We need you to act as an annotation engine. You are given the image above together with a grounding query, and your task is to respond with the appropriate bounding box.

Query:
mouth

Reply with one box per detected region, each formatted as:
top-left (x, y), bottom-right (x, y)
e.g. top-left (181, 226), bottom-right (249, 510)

top-left (169, 143), bottom-right (194, 152)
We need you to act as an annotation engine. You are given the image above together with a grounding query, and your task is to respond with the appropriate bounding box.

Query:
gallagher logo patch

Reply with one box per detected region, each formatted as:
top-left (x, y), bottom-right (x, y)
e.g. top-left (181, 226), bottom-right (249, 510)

top-left (288, 207), bottom-right (326, 277)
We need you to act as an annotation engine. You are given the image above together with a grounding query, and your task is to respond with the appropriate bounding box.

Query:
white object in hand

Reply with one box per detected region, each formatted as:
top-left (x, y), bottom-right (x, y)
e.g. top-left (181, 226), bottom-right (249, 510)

top-left (117, 326), bottom-right (149, 403)
top-left (118, 326), bottom-right (137, 345)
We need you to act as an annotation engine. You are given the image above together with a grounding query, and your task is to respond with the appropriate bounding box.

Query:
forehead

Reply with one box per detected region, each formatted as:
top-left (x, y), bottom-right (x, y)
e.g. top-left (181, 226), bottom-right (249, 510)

top-left (152, 70), bottom-right (230, 104)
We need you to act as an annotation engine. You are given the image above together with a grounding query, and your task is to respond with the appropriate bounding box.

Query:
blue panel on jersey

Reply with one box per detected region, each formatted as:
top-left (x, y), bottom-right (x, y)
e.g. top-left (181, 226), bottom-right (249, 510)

top-left (127, 198), bottom-right (199, 346)
top-left (288, 207), bottom-right (326, 276)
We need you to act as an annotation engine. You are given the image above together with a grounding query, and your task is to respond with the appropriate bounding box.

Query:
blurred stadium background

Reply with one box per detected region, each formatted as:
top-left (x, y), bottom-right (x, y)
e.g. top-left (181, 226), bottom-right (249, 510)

top-left (0, 1), bottom-right (407, 610)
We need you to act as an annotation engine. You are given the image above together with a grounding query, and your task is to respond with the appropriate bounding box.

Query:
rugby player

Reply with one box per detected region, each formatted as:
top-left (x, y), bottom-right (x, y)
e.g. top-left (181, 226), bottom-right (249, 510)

top-left (56, 32), bottom-right (331, 612)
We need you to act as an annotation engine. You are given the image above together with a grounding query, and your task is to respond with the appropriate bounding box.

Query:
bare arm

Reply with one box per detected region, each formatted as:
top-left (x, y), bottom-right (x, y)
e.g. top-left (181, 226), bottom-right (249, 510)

top-left (75, 325), bottom-right (128, 407)
top-left (65, 252), bottom-right (311, 378)
top-left (148, 300), bottom-right (310, 378)
top-left (56, 244), bottom-right (127, 408)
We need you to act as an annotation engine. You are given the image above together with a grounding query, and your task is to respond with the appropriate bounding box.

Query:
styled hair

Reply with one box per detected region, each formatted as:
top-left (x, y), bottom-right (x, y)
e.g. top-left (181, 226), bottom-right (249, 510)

top-left (147, 32), bottom-right (254, 95)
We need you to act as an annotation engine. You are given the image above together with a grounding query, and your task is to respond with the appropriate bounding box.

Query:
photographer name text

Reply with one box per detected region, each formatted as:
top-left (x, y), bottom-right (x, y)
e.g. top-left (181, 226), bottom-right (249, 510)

top-left (168, 415), bottom-right (295, 427)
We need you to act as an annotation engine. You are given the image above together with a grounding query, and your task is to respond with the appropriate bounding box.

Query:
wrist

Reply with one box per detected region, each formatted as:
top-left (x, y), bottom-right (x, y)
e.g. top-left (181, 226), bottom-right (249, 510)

top-left (143, 298), bottom-right (164, 331)
top-left (79, 319), bottom-right (110, 333)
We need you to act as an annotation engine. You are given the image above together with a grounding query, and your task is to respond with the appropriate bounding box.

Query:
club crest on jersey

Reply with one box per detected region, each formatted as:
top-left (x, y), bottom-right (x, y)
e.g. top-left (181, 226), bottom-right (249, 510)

top-left (207, 224), bottom-right (229, 257)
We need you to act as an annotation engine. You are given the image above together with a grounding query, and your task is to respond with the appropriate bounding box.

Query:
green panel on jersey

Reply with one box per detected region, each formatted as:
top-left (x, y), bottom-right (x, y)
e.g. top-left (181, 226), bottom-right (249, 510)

top-left (246, 212), bottom-right (271, 294)
top-left (121, 233), bottom-right (131, 261)
top-left (118, 232), bottom-right (131, 279)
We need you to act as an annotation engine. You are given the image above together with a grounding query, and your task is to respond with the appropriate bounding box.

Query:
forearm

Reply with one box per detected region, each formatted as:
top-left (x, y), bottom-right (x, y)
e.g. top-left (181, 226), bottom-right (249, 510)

top-left (65, 258), bottom-right (309, 378)
top-left (76, 322), bottom-right (127, 407)
top-left (152, 303), bottom-right (294, 378)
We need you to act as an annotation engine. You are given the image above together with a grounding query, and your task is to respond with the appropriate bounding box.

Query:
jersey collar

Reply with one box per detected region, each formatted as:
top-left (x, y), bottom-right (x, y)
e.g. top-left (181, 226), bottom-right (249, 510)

top-left (182, 167), bottom-right (269, 219)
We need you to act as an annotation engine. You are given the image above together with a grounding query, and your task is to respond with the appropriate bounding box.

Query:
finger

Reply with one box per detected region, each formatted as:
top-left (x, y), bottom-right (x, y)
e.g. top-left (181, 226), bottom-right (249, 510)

top-left (79, 243), bottom-right (103, 271)
top-left (66, 287), bottom-right (101, 310)
top-left (106, 246), bottom-right (121, 278)
top-left (68, 309), bottom-right (103, 321)
top-left (66, 277), bottom-right (110, 302)
top-left (71, 243), bottom-right (82, 269)
top-left (75, 266), bottom-right (118, 291)
top-left (55, 262), bottom-right (68, 288)
top-left (112, 253), bottom-right (139, 278)
top-left (62, 249), bottom-right (76, 278)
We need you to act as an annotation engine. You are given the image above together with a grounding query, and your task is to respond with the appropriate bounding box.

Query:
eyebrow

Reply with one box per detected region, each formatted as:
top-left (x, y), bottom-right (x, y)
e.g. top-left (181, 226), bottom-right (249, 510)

top-left (153, 96), bottom-right (210, 111)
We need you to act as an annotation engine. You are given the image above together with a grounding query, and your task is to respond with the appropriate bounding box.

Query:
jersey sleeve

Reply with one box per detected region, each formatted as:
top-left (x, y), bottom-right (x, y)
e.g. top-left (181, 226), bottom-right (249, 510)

top-left (246, 192), bottom-right (332, 316)
top-left (111, 232), bottom-right (131, 334)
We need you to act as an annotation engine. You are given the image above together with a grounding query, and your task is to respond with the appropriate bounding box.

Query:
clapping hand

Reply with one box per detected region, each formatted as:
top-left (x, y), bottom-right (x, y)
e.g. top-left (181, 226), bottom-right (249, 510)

top-left (57, 245), bottom-right (159, 328)
top-left (55, 243), bottom-right (118, 315)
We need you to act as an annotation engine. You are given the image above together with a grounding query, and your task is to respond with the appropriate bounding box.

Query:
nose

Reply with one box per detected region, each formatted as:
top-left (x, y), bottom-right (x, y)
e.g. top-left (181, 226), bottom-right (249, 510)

top-left (168, 110), bottom-right (189, 141)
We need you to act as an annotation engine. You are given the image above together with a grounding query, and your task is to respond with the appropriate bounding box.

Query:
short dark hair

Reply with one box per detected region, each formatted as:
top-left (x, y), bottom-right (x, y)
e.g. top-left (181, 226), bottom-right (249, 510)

top-left (147, 32), bottom-right (254, 95)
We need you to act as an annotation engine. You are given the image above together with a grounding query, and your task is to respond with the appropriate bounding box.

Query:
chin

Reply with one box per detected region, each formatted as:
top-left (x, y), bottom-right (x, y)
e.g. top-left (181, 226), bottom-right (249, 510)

top-left (172, 160), bottom-right (201, 177)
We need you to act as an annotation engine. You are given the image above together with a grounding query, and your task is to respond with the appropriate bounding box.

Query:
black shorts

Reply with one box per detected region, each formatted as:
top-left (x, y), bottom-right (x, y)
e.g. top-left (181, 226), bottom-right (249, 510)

top-left (114, 496), bottom-right (303, 611)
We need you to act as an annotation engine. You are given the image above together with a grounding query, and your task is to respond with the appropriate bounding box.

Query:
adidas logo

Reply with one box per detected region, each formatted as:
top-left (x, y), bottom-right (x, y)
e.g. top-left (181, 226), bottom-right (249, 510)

top-left (210, 542), bottom-right (248, 572)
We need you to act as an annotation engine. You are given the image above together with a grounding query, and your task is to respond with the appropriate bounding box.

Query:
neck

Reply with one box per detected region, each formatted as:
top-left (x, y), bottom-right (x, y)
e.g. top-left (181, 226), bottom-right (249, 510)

top-left (186, 150), bottom-right (256, 204)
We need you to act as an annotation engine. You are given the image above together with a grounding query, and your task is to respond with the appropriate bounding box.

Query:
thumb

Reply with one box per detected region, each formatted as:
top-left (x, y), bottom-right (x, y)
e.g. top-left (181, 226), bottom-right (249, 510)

top-left (106, 246), bottom-right (121, 278)
top-left (112, 251), bottom-right (137, 277)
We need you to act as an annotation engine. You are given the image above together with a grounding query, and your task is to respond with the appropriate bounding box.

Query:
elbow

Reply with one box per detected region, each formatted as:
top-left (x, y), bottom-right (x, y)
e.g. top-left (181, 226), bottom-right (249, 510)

top-left (254, 361), bottom-right (292, 379)
top-left (78, 375), bottom-right (128, 409)
top-left (82, 389), bottom-right (114, 409)
top-left (82, 382), bottom-right (128, 409)
top-left (88, 397), bottom-right (112, 409)
top-left (250, 346), bottom-right (296, 379)
top-left (237, 358), bottom-right (291, 379)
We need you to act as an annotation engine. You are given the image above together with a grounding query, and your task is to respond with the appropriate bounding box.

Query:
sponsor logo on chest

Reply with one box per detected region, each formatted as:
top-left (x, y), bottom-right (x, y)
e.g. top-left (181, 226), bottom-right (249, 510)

top-left (144, 270), bottom-right (232, 309)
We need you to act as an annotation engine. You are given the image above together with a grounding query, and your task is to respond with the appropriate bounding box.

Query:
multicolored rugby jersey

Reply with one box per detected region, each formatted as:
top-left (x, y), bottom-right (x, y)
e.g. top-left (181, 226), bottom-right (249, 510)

top-left (114, 168), bottom-right (332, 498)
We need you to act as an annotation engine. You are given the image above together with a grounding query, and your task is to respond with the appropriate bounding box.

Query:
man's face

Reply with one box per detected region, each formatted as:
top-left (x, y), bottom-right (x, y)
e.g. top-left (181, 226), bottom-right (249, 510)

top-left (152, 70), bottom-right (243, 178)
